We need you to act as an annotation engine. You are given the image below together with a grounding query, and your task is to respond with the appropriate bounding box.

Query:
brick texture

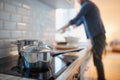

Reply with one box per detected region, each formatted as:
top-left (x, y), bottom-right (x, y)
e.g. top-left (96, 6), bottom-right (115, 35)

top-left (4, 3), bottom-right (16, 13)
top-left (0, 31), bottom-right (11, 39)
top-left (11, 14), bottom-right (21, 22)
top-left (0, 0), bottom-right (55, 58)
top-left (17, 7), bottom-right (30, 16)
top-left (17, 22), bottom-right (27, 30)
top-left (4, 21), bottom-right (16, 30)
top-left (0, 1), bottom-right (4, 10)
top-left (22, 4), bottom-right (30, 10)
top-left (0, 20), bottom-right (3, 29)
top-left (11, 31), bottom-right (22, 38)
top-left (0, 11), bottom-right (10, 20)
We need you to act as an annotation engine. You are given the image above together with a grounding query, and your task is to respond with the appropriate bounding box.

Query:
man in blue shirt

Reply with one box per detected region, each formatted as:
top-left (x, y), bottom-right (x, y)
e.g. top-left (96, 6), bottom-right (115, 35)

top-left (60, 0), bottom-right (106, 80)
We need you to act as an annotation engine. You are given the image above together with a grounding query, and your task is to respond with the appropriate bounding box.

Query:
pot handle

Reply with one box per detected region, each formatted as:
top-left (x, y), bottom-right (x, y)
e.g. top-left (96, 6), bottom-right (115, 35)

top-left (52, 48), bottom-right (84, 57)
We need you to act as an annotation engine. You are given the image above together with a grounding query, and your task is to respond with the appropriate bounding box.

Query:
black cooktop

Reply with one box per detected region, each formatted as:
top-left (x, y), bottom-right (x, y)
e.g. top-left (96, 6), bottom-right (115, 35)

top-left (0, 53), bottom-right (78, 80)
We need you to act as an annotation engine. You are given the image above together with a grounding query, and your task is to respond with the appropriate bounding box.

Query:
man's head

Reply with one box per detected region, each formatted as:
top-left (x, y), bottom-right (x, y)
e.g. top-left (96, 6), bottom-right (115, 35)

top-left (77, 0), bottom-right (88, 4)
top-left (77, 0), bottom-right (84, 4)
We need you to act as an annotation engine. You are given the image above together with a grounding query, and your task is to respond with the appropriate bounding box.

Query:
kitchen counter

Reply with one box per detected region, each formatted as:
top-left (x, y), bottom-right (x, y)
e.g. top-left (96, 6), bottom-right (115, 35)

top-left (56, 40), bottom-right (92, 80)
top-left (0, 40), bottom-right (92, 80)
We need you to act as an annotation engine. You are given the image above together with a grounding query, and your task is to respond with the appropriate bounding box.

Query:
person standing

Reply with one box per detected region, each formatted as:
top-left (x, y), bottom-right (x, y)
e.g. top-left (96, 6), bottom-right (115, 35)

top-left (59, 0), bottom-right (106, 80)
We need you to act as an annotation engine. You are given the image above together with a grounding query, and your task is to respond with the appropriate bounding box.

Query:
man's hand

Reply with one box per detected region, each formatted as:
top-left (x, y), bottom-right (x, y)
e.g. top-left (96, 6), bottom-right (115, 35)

top-left (57, 24), bottom-right (70, 33)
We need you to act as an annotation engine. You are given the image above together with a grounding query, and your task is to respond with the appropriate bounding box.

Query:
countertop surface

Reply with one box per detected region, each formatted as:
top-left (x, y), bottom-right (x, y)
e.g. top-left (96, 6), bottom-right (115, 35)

top-left (0, 41), bottom-right (92, 80)
top-left (56, 41), bottom-right (92, 80)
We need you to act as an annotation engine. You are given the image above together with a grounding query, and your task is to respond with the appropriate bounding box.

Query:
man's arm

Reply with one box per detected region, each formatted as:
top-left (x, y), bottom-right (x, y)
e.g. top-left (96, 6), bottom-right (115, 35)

top-left (57, 24), bottom-right (70, 33)
top-left (69, 2), bottom-right (90, 25)
top-left (61, 24), bottom-right (70, 32)
top-left (58, 2), bottom-right (90, 33)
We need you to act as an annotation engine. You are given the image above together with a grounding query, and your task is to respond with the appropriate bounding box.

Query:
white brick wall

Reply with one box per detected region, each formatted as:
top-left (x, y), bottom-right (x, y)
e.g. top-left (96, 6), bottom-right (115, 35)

top-left (22, 16), bottom-right (31, 23)
top-left (0, 1), bottom-right (4, 10)
top-left (0, 20), bottom-right (3, 29)
top-left (0, 0), bottom-right (55, 58)
top-left (11, 14), bottom-right (22, 22)
top-left (17, 7), bottom-right (29, 15)
top-left (17, 22), bottom-right (27, 30)
top-left (4, 21), bottom-right (16, 30)
top-left (10, 1), bottom-right (22, 7)
top-left (4, 3), bottom-right (16, 13)
top-left (11, 31), bottom-right (22, 38)
top-left (22, 4), bottom-right (30, 10)
top-left (0, 31), bottom-right (11, 39)
top-left (0, 40), bottom-right (4, 48)
top-left (0, 11), bottom-right (10, 20)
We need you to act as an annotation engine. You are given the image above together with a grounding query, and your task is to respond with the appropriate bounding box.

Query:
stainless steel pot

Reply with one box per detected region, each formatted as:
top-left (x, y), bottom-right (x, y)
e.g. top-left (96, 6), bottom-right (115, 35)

top-left (11, 40), bottom-right (40, 72)
top-left (21, 42), bottom-right (83, 71)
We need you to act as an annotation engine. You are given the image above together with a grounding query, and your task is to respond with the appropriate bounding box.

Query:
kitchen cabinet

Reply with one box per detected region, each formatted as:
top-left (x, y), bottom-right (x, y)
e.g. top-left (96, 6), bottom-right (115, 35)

top-left (39, 0), bottom-right (74, 9)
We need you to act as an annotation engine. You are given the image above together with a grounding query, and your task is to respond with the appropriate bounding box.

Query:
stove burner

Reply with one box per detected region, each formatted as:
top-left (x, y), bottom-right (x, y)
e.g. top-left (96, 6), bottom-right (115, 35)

top-left (11, 65), bottom-right (53, 80)
top-left (0, 54), bottom-right (78, 80)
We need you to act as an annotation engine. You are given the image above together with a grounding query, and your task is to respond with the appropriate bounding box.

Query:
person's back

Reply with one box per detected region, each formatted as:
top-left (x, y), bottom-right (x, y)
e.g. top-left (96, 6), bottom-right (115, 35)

top-left (71, 0), bottom-right (105, 38)
top-left (83, 0), bottom-right (105, 38)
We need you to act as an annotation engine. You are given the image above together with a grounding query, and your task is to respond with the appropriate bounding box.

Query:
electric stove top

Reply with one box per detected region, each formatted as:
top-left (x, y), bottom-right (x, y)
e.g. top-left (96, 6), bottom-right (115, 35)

top-left (0, 54), bottom-right (78, 80)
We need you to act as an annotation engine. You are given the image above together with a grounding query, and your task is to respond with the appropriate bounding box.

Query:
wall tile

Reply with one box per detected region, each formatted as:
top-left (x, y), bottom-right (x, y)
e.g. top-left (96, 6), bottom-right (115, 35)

top-left (0, 40), bottom-right (11, 49)
top-left (4, 3), bottom-right (16, 13)
top-left (0, 40), bottom-right (4, 48)
top-left (22, 4), bottom-right (30, 10)
top-left (4, 21), bottom-right (16, 30)
top-left (4, 40), bottom-right (13, 48)
top-left (11, 14), bottom-right (21, 22)
top-left (17, 22), bottom-right (27, 30)
top-left (0, 11), bottom-right (10, 20)
top-left (11, 31), bottom-right (22, 38)
top-left (0, 31), bottom-right (11, 39)
top-left (11, 1), bottom-right (22, 7)
top-left (0, 20), bottom-right (3, 29)
top-left (22, 16), bottom-right (31, 23)
top-left (0, 1), bottom-right (4, 10)
top-left (17, 7), bottom-right (30, 16)
top-left (0, 0), bottom-right (55, 58)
